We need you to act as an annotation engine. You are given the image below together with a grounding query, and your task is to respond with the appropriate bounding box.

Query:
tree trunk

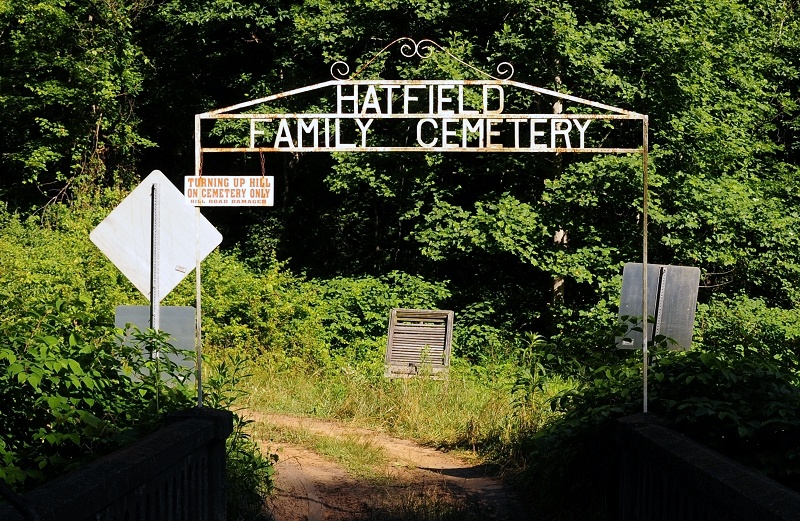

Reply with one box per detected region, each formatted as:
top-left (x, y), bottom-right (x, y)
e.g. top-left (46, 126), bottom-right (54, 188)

top-left (552, 65), bottom-right (567, 306)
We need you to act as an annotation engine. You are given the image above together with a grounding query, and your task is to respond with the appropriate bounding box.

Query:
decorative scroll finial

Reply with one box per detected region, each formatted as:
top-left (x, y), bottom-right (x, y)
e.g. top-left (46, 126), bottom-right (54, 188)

top-left (399, 38), bottom-right (437, 59)
top-left (330, 61), bottom-right (351, 81)
top-left (329, 37), bottom-right (514, 81)
top-left (496, 62), bottom-right (515, 80)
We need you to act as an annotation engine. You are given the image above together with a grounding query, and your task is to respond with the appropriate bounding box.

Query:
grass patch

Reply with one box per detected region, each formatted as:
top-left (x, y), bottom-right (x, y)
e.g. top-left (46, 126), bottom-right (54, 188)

top-left (254, 416), bottom-right (484, 520)
top-left (253, 420), bottom-right (389, 479)
top-left (238, 353), bottom-right (575, 463)
top-left (360, 482), bottom-right (482, 521)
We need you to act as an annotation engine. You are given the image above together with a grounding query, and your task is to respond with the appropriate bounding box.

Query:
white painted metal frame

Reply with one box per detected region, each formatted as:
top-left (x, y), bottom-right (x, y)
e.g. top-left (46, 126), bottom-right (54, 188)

top-left (192, 38), bottom-right (652, 412)
top-left (195, 79), bottom-right (645, 158)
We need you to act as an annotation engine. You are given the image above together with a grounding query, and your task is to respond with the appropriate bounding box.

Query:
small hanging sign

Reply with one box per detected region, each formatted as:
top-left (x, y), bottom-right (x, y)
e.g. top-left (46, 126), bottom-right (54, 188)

top-left (184, 175), bottom-right (274, 206)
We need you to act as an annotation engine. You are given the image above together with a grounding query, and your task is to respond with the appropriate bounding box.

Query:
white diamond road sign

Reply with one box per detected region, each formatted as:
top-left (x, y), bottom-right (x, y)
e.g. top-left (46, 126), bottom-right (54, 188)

top-left (90, 170), bottom-right (222, 302)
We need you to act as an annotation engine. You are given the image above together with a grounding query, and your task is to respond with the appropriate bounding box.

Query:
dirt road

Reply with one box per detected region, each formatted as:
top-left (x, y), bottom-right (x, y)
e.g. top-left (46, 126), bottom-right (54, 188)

top-left (249, 412), bottom-right (531, 521)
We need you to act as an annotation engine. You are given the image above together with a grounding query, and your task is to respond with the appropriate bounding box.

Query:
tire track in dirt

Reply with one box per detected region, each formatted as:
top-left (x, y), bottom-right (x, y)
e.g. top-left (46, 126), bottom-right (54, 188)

top-left (248, 412), bottom-right (531, 521)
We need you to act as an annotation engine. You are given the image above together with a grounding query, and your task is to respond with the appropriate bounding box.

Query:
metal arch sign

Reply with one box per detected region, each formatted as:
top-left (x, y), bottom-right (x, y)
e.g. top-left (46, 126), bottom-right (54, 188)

top-left (195, 79), bottom-right (644, 156)
top-left (193, 38), bottom-right (648, 170)
top-left (191, 37), bottom-right (656, 413)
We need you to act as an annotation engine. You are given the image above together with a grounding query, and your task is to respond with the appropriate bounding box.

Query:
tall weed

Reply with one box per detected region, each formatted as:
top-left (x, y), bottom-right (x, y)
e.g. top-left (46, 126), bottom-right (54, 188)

top-left (204, 350), bottom-right (277, 521)
top-left (238, 353), bottom-right (573, 459)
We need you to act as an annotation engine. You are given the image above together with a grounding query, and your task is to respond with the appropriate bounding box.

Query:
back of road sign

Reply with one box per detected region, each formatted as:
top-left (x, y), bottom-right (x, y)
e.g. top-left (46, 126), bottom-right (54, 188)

top-left (617, 263), bottom-right (701, 351)
top-left (116, 305), bottom-right (196, 383)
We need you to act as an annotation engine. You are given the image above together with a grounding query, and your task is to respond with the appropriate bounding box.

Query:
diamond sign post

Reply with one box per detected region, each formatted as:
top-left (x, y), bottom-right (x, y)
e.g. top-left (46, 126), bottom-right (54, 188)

top-left (90, 170), bottom-right (222, 405)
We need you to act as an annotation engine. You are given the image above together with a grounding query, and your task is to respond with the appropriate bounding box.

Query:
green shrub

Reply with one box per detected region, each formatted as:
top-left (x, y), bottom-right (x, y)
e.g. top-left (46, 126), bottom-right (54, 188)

top-left (204, 350), bottom-right (277, 521)
top-left (519, 347), bottom-right (800, 520)
top-left (0, 295), bottom-right (193, 491)
top-left (0, 209), bottom-right (141, 321)
top-left (652, 350), bottom-right (800, 489)
top-left (167, 250), bottom-right (328, 366)
top-left (315, 272), bottom-right (450, 362)
top-left (695, 295), bottom-right (800, 368)
top-left (452, 301), bottom-right (522, 364)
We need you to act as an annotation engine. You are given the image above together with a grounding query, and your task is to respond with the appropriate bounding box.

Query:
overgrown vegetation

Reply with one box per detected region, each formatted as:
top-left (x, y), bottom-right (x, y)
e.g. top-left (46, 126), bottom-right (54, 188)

top-left (0, 206), bottom-right (281, 517)
top-left (2, 0), bottom-right (800, 518)
top-left (0, 206), bottom-right (195, 492)
top-left (0, 295), bottom-right (195, 491)
top-left (3, 195), bottom-right (800, 518)
top-left (204, 351), bottom-right (278, 521)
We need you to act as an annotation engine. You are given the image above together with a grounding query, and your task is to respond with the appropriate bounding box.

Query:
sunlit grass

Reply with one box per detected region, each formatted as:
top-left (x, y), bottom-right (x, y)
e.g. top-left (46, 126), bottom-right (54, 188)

top-left (236, 352), bottom-right (577, 459)
top-left (252, 420), bottom-right (389, 479)
top-left (208, 347), bottom-right (580, 520)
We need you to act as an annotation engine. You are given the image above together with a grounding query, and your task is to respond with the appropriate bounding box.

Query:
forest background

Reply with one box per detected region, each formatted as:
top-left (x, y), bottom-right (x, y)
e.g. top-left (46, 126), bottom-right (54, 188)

top-left (1, 0), bottom-right (800, 518)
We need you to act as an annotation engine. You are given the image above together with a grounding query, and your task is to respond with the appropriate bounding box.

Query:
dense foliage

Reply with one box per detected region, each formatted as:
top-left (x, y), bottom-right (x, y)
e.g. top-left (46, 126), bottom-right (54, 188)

top-left (2, 0), bottom-right (798, 342)
top-left (0, 206), bottom-right (195, 491)
top-left (0, 299), bottom-right (194, 489)
top-left (515, 348), bottom-right (800, 519)
top-left (0, 0), bottom-right (152, 204)
top-left (1, 0), bottom-right (800, 518)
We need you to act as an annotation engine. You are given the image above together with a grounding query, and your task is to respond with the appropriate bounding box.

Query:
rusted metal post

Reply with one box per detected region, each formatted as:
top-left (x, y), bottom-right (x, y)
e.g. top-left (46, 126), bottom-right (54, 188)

top-left (194, 115), bottom-right (202, 177)
top-left (195, 207), bottom-right (203, 407)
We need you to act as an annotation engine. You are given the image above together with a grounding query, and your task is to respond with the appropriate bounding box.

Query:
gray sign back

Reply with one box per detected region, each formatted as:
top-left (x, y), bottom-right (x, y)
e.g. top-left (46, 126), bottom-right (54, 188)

top-left (115, 305), bottom-right (196, 381)
top-left (617, 263), bottom-right (701, 351)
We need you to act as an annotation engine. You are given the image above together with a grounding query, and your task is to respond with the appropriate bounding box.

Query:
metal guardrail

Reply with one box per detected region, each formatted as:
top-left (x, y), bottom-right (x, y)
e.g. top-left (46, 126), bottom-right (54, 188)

top-left (0, 407), bottom-right (233, 521)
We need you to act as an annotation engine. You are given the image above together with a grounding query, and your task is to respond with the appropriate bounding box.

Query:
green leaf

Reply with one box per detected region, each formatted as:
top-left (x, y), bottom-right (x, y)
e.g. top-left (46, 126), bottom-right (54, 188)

top-left (27, 373), bottom-right (42, 388)
top-left (47, 396), bottom-right (67, 410)
top-left (67, 359), bottom-right (83, 375)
